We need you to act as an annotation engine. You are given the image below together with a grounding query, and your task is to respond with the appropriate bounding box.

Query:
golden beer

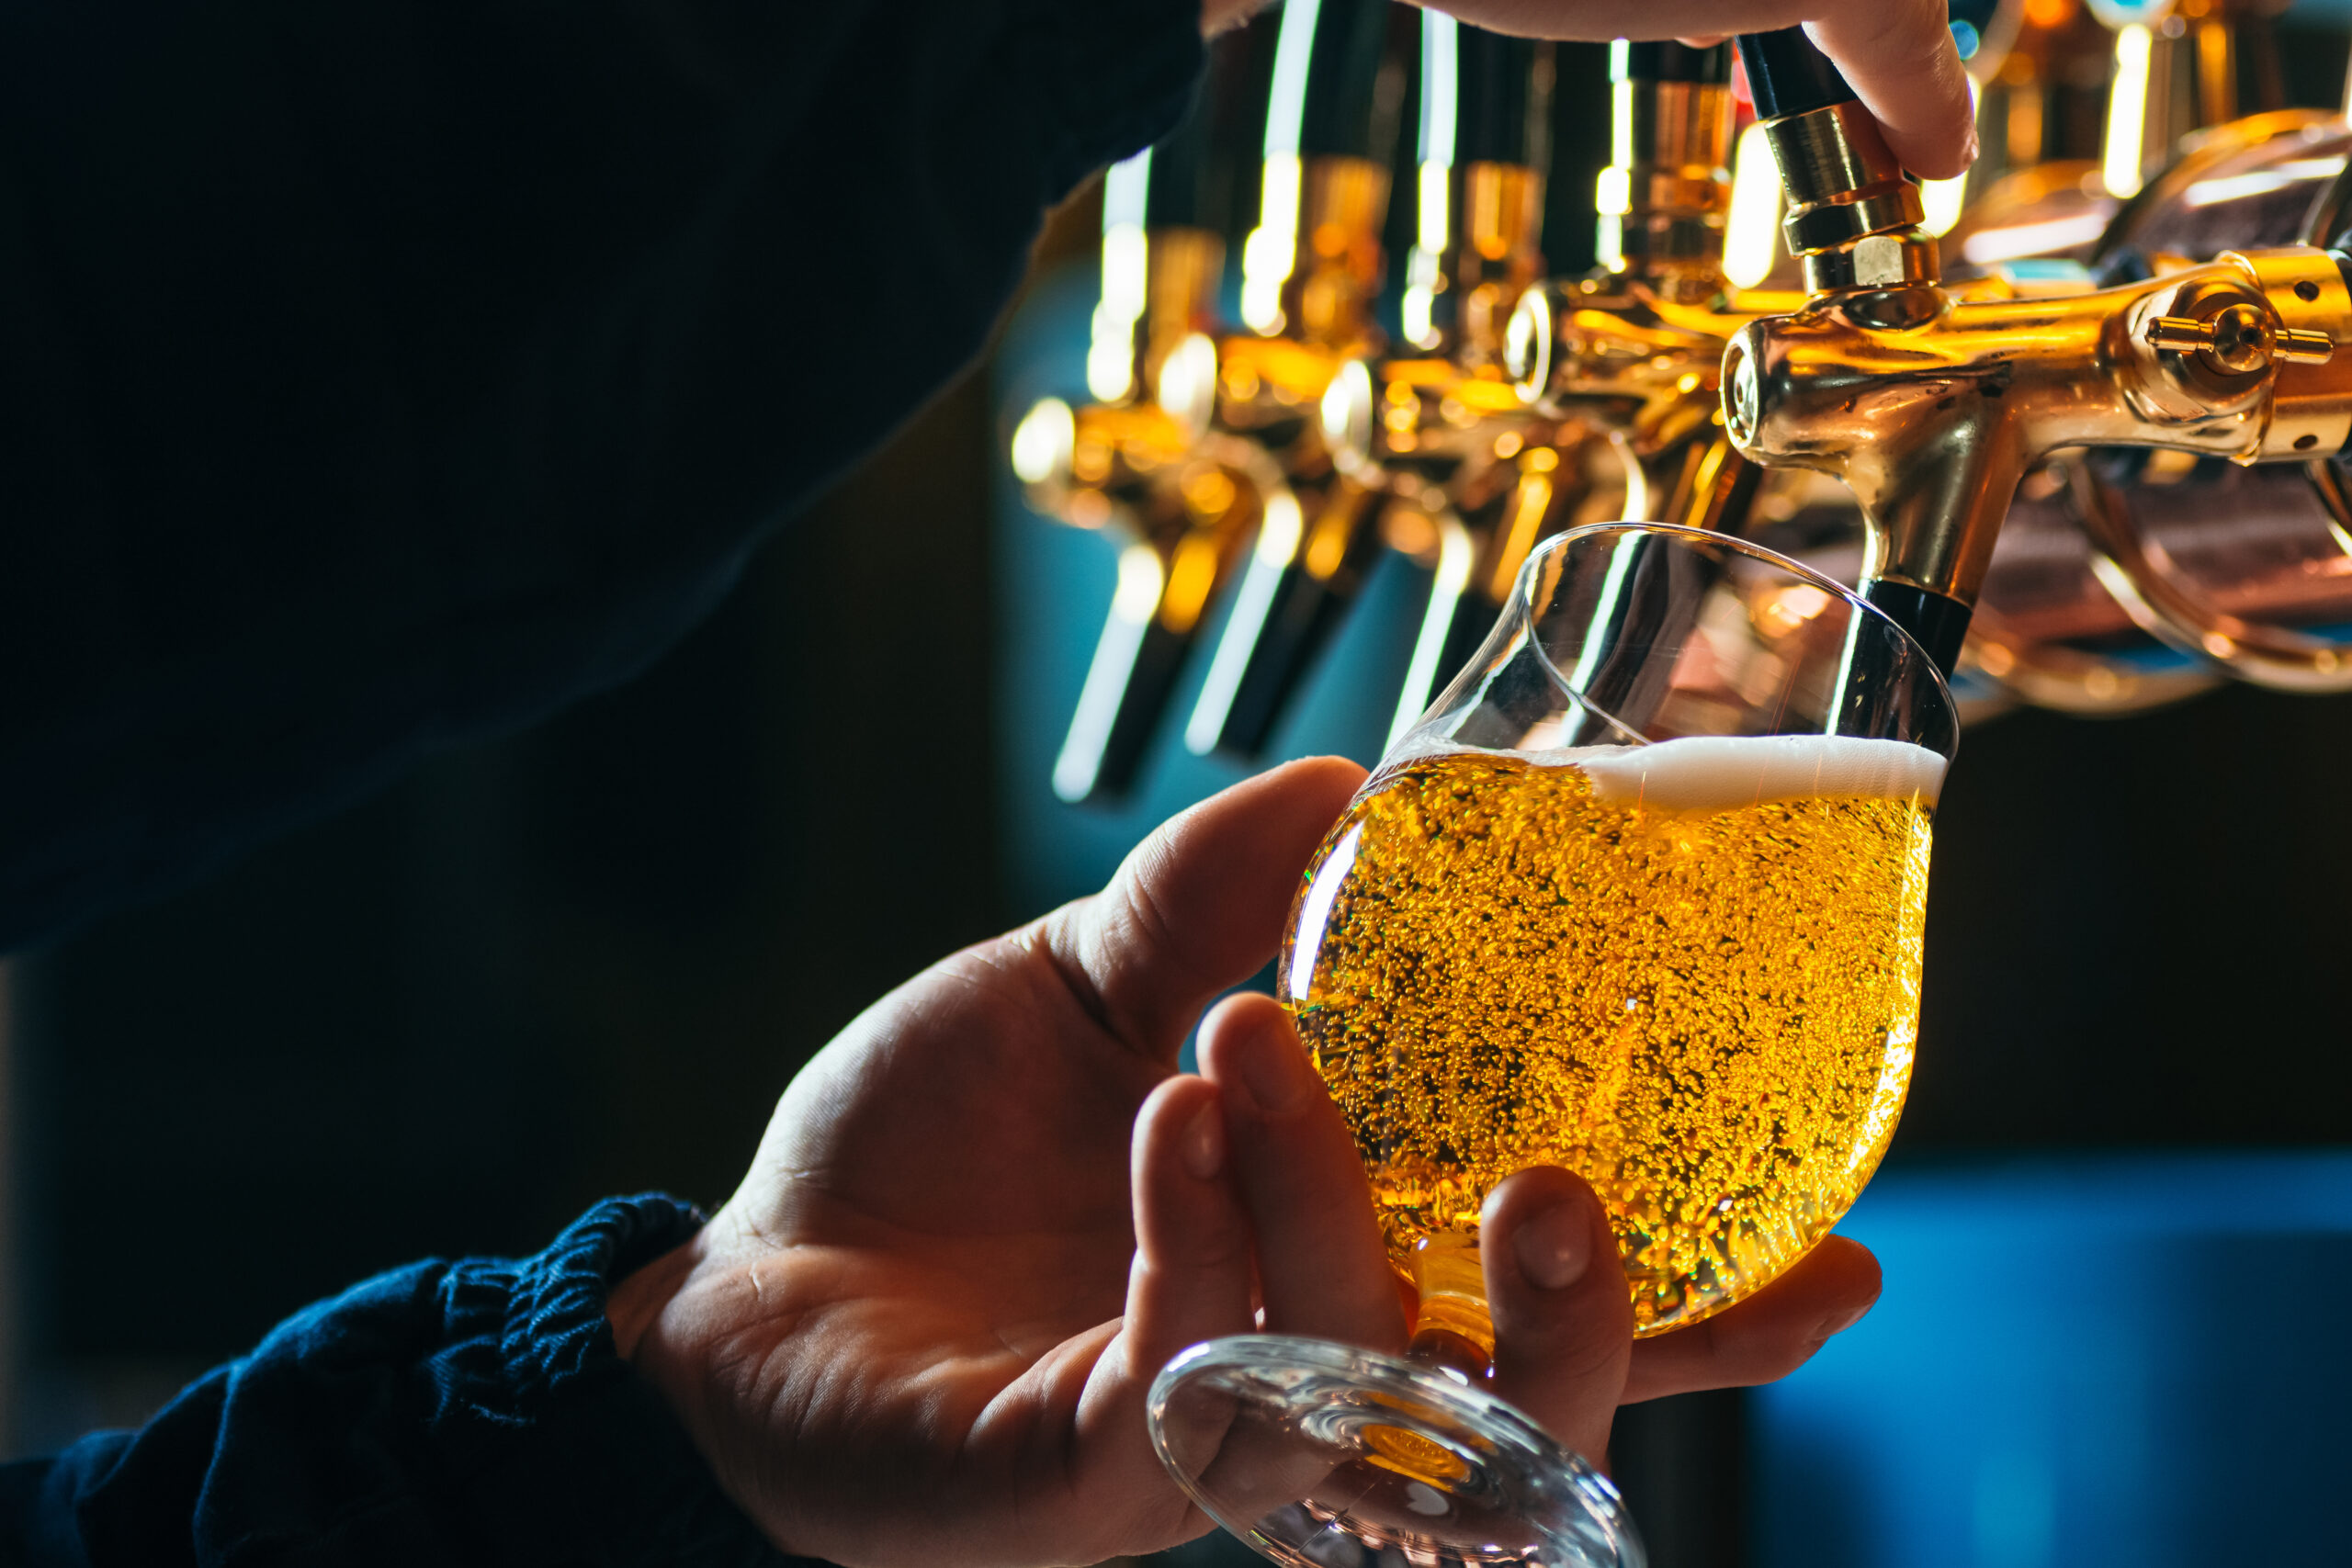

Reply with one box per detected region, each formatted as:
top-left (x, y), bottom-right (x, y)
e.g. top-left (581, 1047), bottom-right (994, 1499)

top-left (1281, 735), bottom-right (1939, 1337)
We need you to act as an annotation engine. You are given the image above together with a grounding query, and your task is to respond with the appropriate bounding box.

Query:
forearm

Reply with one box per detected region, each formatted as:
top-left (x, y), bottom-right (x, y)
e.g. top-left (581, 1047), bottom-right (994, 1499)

top-left (0, 1197), bottom-right (788, 1568)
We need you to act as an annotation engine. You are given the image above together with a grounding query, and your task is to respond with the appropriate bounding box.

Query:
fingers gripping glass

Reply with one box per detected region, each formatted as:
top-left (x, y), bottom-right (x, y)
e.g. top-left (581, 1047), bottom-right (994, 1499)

top-left (1148, 525), bottom-right (1960, 1568)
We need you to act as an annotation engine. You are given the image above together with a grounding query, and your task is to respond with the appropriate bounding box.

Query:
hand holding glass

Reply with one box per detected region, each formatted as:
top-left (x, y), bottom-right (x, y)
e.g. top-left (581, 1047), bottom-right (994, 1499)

top-left (1150, 523), bottom-right (1959, 1568)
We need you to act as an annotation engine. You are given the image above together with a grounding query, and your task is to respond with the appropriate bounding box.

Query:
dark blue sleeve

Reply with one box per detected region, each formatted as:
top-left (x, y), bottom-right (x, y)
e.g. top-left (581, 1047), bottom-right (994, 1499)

top-left (0, 1194), bottom-right (797, 1567)
top-left (0, 0), bottom-right (1204, 952)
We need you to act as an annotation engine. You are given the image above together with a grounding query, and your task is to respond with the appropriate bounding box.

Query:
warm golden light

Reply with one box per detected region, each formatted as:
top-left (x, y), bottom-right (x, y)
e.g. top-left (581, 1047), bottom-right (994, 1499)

top-left (1154, 333), bottom-right (1220, 437)
top-left (2104, 24), bottom-right (2153, 199)
top-left (1918, 80), bottom-right (1978, 238)
top-left (1241, 154), bottom-right (1302, 335)
top-left (1162, 533), bottom-right (1221, 635)
top-left (1254, 485), bottom-right (1305, 567)
top-left (1401, 161), bottom-right (1452, 350)
top-left (1010, 399), bottom-right (1074, 488)
top-left (1086, 221), bottom-right (1148, 403)
top-left (1724, 121), bottom-right (1784, 290)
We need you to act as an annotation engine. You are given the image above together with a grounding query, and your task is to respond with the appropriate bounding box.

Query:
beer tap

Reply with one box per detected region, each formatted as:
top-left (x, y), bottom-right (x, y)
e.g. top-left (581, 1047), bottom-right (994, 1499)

top-left (1316, 21), bottom-right (1586, 748)
top-left (2091, 0), bottom-right (2292, 199)
top-left (1505, 42), bottom-right (1789, 545)
top-left (1178, 0), bottom-right (1406, 761)
top-left (1970, 0), bottom-right (2115, 183)
top-left (1718, 26), bottom-right (2352, 674)
top-left (1009, 27), bottom-right (1269, 803)
top-left (1929, 0), bottom-right (2352, 710)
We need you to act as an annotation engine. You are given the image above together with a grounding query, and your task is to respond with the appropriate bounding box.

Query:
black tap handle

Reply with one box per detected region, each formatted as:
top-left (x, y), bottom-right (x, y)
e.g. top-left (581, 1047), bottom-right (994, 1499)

top-left (1616, 39), bottom-right (1731, 85)
top-left (1299, 0), bottom-right (1405, 159)
top-left (1148, 18), bottom-right (1274, 232)
top-left (1454, 29), bottom-right (1551, 168)
top-left (1735, 28), bottom-right (1856, 118)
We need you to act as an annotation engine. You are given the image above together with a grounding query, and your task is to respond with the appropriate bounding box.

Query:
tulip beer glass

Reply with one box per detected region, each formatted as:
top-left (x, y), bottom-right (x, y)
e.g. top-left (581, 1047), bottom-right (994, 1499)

top-left (1149, 524), bottom-right (1959, 1568)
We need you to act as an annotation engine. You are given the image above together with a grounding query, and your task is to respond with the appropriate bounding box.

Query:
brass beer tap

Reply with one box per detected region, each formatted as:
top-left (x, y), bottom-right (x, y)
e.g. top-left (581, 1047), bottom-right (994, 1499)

top-left (1009, 26), bottom-right (1271, 803)
top-left (1177, 0), bottom-right (1405, 760)
top-left (1505, 41), bottom-right (1799, 539)
top-left (1315, 22), bottom-right (1591, 746)
top-left (1719, 27), bottom-right (2352, 672)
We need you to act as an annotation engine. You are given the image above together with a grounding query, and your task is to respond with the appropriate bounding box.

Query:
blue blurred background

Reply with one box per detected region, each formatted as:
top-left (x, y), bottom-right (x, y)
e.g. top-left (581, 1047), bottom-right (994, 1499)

top-left (1750, 1155), bottom-right (2352, 1567)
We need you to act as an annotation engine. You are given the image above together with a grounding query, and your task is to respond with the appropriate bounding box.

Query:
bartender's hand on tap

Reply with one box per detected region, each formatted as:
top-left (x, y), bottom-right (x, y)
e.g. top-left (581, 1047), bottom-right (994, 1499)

top-left (1200, 0), bottom-right (1976, 178)
top-left (605, 759), bottom-right (1882, 1568)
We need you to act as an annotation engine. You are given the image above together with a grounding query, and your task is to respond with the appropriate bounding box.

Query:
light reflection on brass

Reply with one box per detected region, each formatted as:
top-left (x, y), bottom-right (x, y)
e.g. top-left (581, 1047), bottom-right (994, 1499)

top-left (1724, 92), bottom-right (2352, 626)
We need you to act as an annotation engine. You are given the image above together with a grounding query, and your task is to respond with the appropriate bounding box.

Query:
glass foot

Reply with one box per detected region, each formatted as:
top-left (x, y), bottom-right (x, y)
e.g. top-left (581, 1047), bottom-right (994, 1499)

top-left (1148, 1335), bottom-right (1645, 1568)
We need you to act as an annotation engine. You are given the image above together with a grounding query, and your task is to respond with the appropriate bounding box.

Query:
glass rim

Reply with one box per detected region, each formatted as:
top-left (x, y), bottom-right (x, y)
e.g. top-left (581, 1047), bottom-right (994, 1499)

top-left (1521, 521), bottom-right (1962, 750)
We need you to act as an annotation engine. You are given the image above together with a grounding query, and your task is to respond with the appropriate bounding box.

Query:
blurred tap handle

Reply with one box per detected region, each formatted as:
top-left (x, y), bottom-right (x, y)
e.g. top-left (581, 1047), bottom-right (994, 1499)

top-left (1011, 382), bottom-right (1268, 804)
top-left (1238, 0), bottom-right (1408, 346)
top-left (1179, 1), bottom-right (1424, 763)
top-left (1401, 24), bottom-right (1551, 360)
top-left (1595, 39), bottom-right (1735, 300)
top-left (1503, 35), bottom-right (1763, 526)
top-left (1012, 25), bottom-right (1290, 805)
top-left (1046, 457), bottom-right (1266, 804)
top-left (1505, 36), bottom-right (1751, 422)
top-left (1331, 25), bottom-right (1591, 750)
top-left (1722, 25), bottom-right (2352, 676)
top-left (1378, 429), bottom-right (1602, 750)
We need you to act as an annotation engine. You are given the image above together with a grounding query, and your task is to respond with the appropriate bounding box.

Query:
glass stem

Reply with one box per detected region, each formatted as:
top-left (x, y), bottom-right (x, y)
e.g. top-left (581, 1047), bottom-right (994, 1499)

top-left (1408, 1238), bottom-right (1498, 1380)
top-left (1408, 1323), bottom-right (1495, 1382)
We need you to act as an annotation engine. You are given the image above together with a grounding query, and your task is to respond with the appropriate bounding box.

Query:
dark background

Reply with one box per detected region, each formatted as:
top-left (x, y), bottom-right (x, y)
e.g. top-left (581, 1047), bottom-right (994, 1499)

top-left (4, 18), bottom-right (2352, 1568)
top-left (2, 361), bottom-right (1008, 1446)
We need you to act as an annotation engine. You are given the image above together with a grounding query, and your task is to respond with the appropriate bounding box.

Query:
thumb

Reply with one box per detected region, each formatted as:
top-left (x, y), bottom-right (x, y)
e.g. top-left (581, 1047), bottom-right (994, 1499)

top-left (1805, 3), bottom-right (1976, 180)
top-left (1035, 756), bottom-right (1365, 1060)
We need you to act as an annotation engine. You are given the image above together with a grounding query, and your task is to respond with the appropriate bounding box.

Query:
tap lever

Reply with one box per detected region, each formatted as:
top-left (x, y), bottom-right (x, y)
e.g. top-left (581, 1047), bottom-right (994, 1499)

top-left (1734, 27), bottom-right (1855, 119)
top-left (1733, 29), bottom-right (1931, 294)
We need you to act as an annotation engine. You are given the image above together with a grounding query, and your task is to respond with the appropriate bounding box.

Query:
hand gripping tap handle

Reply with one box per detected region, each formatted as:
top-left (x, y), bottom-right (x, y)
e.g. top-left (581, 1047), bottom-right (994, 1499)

top-left (1723, 26), bottom-right (2352, 684)
top-left (1729, 28), bottom-right (1975, 677)
top-left (1732, 27), bottom-right (1851, 118)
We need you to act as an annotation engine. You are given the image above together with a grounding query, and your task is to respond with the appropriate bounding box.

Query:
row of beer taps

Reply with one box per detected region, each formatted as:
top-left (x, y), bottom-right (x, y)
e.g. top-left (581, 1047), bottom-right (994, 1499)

top-left (1012, 0), bottom-right (2352, 802)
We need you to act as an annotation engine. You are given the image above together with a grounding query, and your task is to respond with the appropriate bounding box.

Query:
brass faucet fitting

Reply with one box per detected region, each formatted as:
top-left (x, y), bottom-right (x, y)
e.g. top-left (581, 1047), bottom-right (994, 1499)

top-left (1600, 74), bottom-right (1736, 292)
top-left (1720, 248), bottom-right (2352, 639)
top-left (1453, 161), bottom-right (1548, 359)
top-left (1717, 28), bottom-right (2347, 671)
top-left (1760, 101), bottom-right (1939, 293)
top-left (1139, 228), bottom-right (1227, 394)
top-left (1261, 153), bottom-right (1392, 351)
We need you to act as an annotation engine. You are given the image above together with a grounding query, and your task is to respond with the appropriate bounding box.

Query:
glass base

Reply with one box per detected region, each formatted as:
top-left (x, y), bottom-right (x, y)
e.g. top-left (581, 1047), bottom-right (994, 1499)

top-left (1148, 1335), bottom-right (1645, 1568)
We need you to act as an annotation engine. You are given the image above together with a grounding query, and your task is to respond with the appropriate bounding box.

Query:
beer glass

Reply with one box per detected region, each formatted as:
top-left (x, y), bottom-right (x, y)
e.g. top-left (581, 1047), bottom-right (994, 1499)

top-left (1148, 524), bottom-right (1959, 1568)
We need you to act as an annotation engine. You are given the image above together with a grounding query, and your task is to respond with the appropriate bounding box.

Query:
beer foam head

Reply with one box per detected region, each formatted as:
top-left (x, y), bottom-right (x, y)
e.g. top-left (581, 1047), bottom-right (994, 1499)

top-left (1568, 734), bottom-right (1946, 810)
